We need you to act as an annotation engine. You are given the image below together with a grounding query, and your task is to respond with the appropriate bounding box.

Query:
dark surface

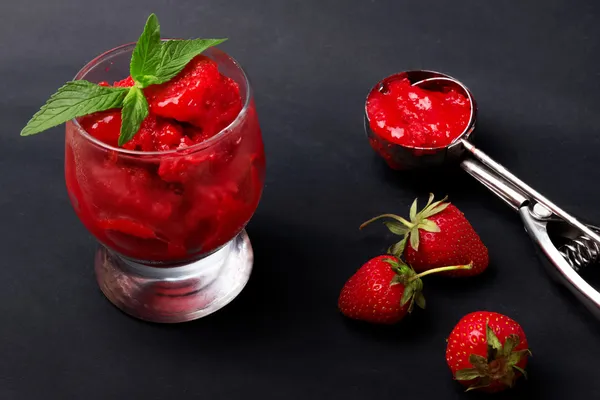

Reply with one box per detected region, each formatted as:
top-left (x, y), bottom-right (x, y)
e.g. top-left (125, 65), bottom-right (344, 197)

top-left (2, 1), bottom-right (600, 399)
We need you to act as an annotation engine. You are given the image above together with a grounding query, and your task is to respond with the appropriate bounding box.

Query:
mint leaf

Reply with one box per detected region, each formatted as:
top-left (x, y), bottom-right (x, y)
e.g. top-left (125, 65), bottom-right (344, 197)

top-left (130, 13), bottom-right (162, 86)
top-left (119, 86), bottom-right (148, 146)
top-left (21, 13), bottom-right (228, 145)
top-left (139, 38), bottom-right (227, 87)
top-left (21, 81), bottom-right (128, 136)
top-left (157, 38), bottom-right (227, 81)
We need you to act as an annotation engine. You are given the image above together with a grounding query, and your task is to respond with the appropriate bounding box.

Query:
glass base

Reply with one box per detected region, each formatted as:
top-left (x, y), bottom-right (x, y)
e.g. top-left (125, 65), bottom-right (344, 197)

top-left (95, 230), bottom-right (253, 323)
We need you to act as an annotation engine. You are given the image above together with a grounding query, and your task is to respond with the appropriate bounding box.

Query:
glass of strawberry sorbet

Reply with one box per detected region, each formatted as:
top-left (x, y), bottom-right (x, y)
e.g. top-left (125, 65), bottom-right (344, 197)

top-left (65, 43), bottom-right (265, 322)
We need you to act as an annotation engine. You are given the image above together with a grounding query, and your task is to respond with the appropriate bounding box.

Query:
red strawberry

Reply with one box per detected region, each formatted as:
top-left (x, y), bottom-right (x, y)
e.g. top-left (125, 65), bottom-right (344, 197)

top-left (446, 311), bottom-right (531, 393)
top-left (338, 255), bottom-right (471, 324)
top-left (361, 194), bottom-right (488, 277)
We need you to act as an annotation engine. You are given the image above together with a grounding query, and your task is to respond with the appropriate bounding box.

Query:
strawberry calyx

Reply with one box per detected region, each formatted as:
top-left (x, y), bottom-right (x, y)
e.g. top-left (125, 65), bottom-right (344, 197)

top-left (360, 193), bottom-right (449, 257)
top-left (455, 323), bottom-right (532, 392)
top-left (384, 258), bottom-right (425, 312)
top-left (384, 259), bottom-right (473, 312)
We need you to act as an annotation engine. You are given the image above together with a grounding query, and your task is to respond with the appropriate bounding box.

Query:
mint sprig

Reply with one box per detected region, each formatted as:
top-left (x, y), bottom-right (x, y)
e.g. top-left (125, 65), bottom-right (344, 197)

top-left (21, 13), bottom-right (227, 146)
top-left (20, 81), bottom-right (128, 136)
top-left (130, 15), bottom-right (226, 88)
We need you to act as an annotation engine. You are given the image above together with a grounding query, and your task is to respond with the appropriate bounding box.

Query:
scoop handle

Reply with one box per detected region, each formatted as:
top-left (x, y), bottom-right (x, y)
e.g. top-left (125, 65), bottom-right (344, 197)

top-left (459, 138), bottom-right (600, 245)
top-left (460, 158), bottom-right (528, 211)
top-left (519, 207), bottom-right (600, 319)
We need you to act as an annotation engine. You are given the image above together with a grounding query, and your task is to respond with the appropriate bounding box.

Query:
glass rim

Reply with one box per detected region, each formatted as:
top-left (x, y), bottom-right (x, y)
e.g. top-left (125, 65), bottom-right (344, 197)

top-left (70, 41), bottom-right (252, 156)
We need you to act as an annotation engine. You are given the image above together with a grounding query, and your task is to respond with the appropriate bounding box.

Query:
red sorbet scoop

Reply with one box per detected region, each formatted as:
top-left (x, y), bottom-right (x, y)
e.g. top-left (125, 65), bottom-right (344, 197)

top-left (366, 77), bottom-right (470, 148)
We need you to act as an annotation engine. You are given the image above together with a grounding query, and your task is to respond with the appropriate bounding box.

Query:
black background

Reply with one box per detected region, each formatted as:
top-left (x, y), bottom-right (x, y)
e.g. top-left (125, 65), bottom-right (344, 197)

top-left (2, 0), bottom-right (600, 399)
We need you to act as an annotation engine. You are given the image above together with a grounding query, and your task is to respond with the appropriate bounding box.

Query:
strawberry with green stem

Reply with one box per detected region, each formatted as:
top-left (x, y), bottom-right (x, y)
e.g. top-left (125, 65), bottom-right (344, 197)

top-left (338, 255), bottom-right (472, 324)
top-left (446, 311), bottom-right (531, 393)
top-left (361, 194), bottom-right (489, 277)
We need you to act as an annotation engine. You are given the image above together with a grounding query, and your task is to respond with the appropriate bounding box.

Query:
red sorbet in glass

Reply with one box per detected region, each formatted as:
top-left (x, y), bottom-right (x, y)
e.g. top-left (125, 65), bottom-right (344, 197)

top-left (65, 54), bottom-right (265, 263)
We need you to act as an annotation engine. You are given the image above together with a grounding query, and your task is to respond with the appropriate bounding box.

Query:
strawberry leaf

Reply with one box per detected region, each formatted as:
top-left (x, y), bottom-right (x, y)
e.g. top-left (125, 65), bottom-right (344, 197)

top-left (486, 323), bottom-right (503, 352)
top-left (415, 195), bottom-right (449, 219)
top-left (409, 228), bottom-right (420, 251)
top-left (400, 285), bottom-right (414, 306)
top-left (502, 334), bottom-right (519, 356)
top-left (469, 353), bottom-right (488, 369)
top-left (500, 369), bottom-right (516, 388)
top-left (383, 221), bottom-right (409, 236)
top-left (414, 292), bottom-right (426, 309)
top-left (407, 297), bottom-right (416, 313)
top-left (388, 237), bottom-right (408, 257)
top-left (421, 202), bottom-right (450, 218)
top-left (384, 257), bottom-right (412, 277)
top-left (390, 275), bottom-right (404, 286)
top-left (508, 349), bottom-right (531, 365)
top-left (455, 368), bottom-right (484, 381)
top-left (419, 219), bottom-right (440, 233)
top-left (382, 257), bottom-right (401, 269)
top-left (512, 365), bottom-right (528, 379)
top-left (465, 377), bottom-right (491, 392)
top-left (409, 198), bottom-right (418, 220)
top-left (425, 193), bottom-right (435, 208)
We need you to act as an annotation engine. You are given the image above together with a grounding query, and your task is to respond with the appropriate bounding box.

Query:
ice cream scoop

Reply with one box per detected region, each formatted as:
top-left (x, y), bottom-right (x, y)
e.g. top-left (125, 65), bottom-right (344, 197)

top-left (365, 70), bottom-right (600, 318)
